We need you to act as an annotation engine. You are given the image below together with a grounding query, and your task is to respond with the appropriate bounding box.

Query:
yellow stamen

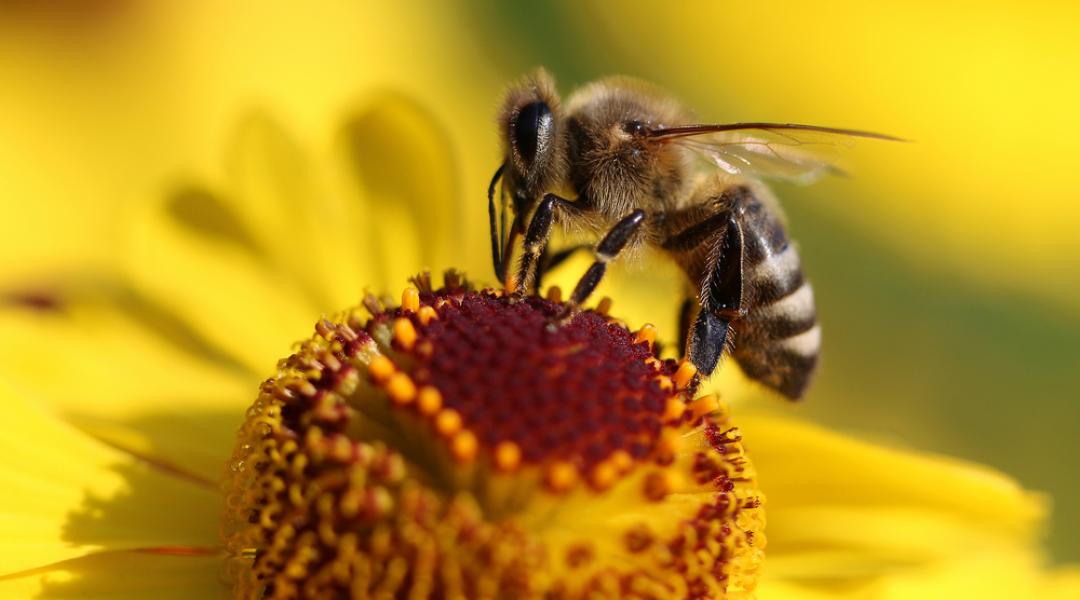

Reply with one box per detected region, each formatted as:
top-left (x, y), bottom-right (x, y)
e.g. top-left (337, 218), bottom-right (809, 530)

top-left (338, 489), bottom-right (362, 519)
top-left (393, 318), bottom-right (418, 351)
top-left (494, 441), bottom-right (522, 472)
top-left (644, 357), bottom-right (663, 370)
top-left (546, 286), bottom-right (563, 302)
top-left (417, 385), bottom-right (442, 415)
top-left (662, 397), bottom-right (686, 423)
top-left (313, 394), bottom-right (339, 422)
top-left (595, 296), bottom-right (612, 315)
top-left (305, 427), bottom-right (324, 453)
top-left (434, 408), bottom-right (463, 436)
top-left (673, 360), bottom-right (697, 389)
top-left (322, 354), bottom-right (342, 372)
top-left (654, 375), bottom-right (674, 392)
top-left (417, 305), bottom-right (438, 325)
top-left (401, 287), bottom-right (420, 313)
top-left (546, 461), bottom-right (579, 493)
top-left (329, 435), bottom-right (353, 462)
top-left (386, 373), bottom-right (417, 405)
top-left (589, 461), bottom-right (618, 491)
top-left (368, 355), bottom-right (395, 383)
top-left (634, 323), bottom-right (657, 347)
top-left (368, 487), bottom-right (394, 517)
top-left (610, 449), bottom-right (633, 474)
top-left (283, 377), bottom-right (317, 398)
top-left (450, 430), bottom-right (479, 462)
top-left (690, 393), bottom-right (720, 420)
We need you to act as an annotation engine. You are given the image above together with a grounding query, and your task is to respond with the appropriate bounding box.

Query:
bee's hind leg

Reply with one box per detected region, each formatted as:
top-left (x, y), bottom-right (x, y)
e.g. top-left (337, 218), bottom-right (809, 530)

top-left (678, 296), bottom-right (695, 357)
top-left (688, 214), bottom-right (745, 375)
top-left (661, 207), bottom-right (746, 376)
top-left (554, 209), bottom-right (646, 322)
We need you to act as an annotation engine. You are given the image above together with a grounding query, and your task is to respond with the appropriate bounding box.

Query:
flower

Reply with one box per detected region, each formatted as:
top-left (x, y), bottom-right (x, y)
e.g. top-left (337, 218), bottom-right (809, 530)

top-left (223, 274), bottom-right (762, 598)
top-left (1, 111), bottom-right (1078, 599)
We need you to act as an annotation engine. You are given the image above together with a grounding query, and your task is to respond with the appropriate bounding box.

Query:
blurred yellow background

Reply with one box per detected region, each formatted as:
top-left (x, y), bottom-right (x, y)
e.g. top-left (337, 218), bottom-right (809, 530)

top-left (1, 0), bottom-right (1077, 562)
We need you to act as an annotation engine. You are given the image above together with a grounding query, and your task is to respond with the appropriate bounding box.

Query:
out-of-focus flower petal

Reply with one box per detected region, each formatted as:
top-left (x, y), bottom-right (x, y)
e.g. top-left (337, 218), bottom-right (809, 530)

top-left (0, 382), bottom-right (221, 578)
top-left (1, 550), bottom-right (227, 600)
top-left (122, 101), bottom-right (468, 377)
top-left (333, 93), bottom-right (464, 283)
top-left (758, 550), bottom-right (1080, 600)
top-left (738, 412), bottom-right (1062, 595)
top-left (0, 297), bottom-right (250, 482)
top-left (741, 415), bottom-right (1042, 536)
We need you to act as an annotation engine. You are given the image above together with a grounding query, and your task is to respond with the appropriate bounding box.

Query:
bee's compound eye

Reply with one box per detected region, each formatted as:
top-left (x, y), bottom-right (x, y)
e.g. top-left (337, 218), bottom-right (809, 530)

top-left (512, 101), bottom-right (553, 166)
top-left (623, 120), bottom-right (648, 136)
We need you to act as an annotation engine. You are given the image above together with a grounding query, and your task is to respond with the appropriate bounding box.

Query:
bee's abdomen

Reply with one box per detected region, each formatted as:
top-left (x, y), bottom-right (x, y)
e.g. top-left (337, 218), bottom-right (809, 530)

top-left (734, 239), bottom-right (820, 400)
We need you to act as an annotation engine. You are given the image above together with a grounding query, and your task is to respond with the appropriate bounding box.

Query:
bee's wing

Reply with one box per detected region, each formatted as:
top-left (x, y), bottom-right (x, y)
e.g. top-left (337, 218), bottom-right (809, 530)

top-left (649, 123), bottom-right (903, 184)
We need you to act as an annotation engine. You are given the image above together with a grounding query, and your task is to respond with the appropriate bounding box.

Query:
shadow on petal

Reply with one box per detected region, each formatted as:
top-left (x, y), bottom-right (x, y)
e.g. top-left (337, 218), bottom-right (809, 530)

top-left (337, 92), bottom-right (464, 285)
top-left (3, 274), bottom-right (256, 379)
top-left (57, 459), bottom-right (221, 555)
top-left (13, 411), bottom-right (236, 598)
top-left (23, 549), bottom-right (226, 600)
top-left (66, 405), bottom-right (246, 490)
top-left (165, 185), bottom-right (264, 258)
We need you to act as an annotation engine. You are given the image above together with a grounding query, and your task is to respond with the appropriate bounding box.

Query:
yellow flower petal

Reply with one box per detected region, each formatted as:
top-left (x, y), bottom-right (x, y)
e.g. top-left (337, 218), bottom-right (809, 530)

top-left (0, 382), bottom-right (221, 577)
top-left (765, 506), bottom-right (1033, 576)
top-left (334, 93), bottom-right (464, 284)
top-left (0, 296), bottom-right (251, 481)
top-left (125, 182), bottom-right (327, 375)
top-left (0, 550), bottom-right (225, 600)
top-left (737, 412), bottom-right (1063, 594)
top-left (220, 112), bottom-right (376, 311)
top-left (739, 414), bottom-right (1043, 536)
top-left (0, 1), bottom-right (503, 293)
top-left (758, 550), bottom-right (1080, 600)
top-left (123, 102), bottom-right (470, 378)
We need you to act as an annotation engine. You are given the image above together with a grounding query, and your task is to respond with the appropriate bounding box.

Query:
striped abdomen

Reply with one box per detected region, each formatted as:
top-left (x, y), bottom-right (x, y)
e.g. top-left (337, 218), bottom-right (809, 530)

top-left (731, 197), bottom-right (819, 399)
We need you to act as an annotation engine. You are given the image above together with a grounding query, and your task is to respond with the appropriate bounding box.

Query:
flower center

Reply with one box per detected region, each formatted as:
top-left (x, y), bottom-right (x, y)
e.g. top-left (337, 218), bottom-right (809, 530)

top-left (368, 277), bottom-right (692, 483)
top-left (223, 271), bottom-right (764, 599)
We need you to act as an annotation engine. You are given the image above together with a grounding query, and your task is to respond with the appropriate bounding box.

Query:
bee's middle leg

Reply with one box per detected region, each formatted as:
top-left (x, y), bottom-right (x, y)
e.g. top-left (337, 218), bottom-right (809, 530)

top-left (555, 209), bottom-right (646, 321)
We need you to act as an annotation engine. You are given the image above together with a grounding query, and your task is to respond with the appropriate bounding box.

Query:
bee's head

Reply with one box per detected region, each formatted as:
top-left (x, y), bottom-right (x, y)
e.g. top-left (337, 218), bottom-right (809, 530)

top-left (497, 68), bottom-right (569, 204)
top-left (561, 77), bottom-right (691, 217)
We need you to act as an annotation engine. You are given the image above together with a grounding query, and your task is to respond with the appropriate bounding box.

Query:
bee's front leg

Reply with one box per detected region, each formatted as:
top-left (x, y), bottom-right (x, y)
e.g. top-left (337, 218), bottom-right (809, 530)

top-left (487, 163), bottom-right (507, 282)
top-left (513, 193), bottom-right (578, 295)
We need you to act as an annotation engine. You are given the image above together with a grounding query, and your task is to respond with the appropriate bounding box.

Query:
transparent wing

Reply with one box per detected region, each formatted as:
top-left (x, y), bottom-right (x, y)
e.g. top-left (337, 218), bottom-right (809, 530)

top-left (650, 123), bottom-right (902, 184)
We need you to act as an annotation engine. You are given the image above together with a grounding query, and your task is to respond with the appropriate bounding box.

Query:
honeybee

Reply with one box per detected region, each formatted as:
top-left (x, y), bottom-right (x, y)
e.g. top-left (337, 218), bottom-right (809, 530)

top-left (489, 69), bottom-right (899, 399)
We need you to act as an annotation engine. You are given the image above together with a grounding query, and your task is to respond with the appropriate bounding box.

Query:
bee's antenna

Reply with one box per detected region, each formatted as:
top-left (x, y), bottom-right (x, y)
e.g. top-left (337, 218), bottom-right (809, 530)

top-left (647, 122), bottom-right (906, 142)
